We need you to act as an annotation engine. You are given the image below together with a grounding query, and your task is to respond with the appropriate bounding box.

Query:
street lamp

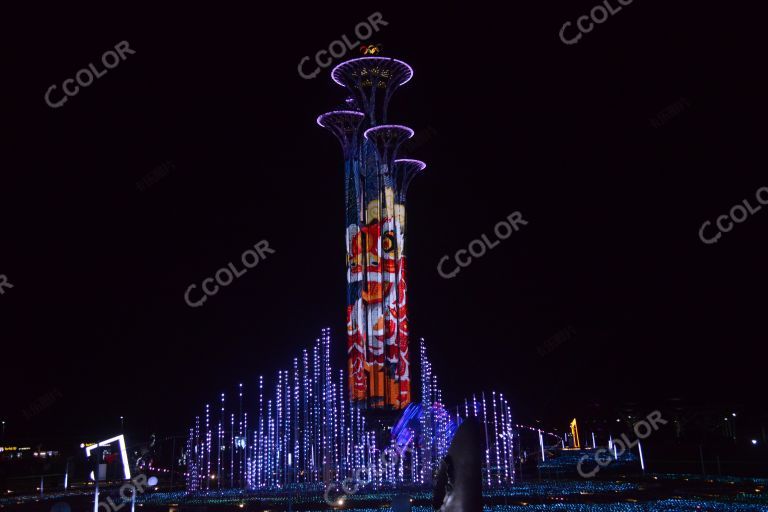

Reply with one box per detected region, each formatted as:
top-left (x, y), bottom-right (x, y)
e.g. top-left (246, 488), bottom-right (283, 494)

top-left (120, 416), bottom-right (124, 431)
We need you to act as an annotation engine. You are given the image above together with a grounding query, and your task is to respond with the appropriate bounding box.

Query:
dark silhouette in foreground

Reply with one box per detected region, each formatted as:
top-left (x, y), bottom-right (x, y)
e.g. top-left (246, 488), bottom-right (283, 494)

top-left (432, 418), bottom-right (483, 512)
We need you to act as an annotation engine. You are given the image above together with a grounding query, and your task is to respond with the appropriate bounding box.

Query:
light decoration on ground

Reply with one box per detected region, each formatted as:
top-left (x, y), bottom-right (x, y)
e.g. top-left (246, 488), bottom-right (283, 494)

top-left (133, 480), bottom-right (768, 511)
top-left (5, 476), bottom-right (767, 511)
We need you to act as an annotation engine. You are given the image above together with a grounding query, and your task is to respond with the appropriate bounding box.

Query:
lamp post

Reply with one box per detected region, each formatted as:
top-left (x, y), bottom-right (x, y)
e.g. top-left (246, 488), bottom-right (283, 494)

top-left (91, 446), bottom-right (104, 512)
top-left (64, 457), bottom-right (73, 490)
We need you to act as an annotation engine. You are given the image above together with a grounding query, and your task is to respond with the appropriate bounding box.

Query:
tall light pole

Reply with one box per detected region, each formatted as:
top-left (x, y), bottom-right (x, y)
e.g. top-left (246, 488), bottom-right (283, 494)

top-left (64, 457), bottom-right (72, 490)
top-left (91, 446), bottom-right (103, 512)
top-left (120, 416), bottom-right (124, 431)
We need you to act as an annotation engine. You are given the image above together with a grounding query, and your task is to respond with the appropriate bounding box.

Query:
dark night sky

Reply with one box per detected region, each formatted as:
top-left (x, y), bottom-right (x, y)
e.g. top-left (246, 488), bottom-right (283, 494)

top-left (2, 2), bottom-right (766, 447)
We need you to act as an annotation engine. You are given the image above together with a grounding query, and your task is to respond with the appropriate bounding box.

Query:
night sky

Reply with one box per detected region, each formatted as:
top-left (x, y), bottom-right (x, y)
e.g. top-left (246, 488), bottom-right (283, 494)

top-left (2, 2), bottom-right (766, 448)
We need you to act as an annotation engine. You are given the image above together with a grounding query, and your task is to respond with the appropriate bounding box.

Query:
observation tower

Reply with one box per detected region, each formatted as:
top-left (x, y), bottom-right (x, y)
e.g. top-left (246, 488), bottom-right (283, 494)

top-left (317, 56), bottom-right (426, 411)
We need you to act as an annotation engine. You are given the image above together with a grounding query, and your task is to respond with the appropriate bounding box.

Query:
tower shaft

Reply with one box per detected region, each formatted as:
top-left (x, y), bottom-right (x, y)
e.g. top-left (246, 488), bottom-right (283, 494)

top-left (319, 57), bottom-right (425, 411)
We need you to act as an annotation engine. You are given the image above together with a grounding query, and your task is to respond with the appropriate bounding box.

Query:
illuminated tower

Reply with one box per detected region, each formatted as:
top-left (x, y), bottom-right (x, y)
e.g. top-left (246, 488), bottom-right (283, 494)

top-left (317, 56), bottom-right (426, 410)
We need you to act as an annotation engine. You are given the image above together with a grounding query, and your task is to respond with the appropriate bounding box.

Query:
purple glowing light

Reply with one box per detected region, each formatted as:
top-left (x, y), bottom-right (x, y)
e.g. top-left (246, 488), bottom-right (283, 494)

top-left (186, 332), bottom-right (515, 491)
top-left (394, 159), bottom-right (427, 172)
top-left (331, 57), bottom-right (414, 88)
top-left (316, 110), bottom-right (365, 128)
top-left (363, 124), bottom-right (415, 140)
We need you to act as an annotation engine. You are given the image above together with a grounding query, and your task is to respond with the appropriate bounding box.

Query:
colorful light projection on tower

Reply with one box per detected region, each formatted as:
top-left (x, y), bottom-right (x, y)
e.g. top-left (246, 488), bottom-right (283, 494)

top-left (317, 56), bottom-right (425, 410)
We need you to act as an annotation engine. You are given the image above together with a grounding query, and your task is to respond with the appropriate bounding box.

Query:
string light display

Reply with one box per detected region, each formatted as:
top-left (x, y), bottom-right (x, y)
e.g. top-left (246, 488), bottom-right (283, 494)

top-left (184, 330), bottom-right (519, 492)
